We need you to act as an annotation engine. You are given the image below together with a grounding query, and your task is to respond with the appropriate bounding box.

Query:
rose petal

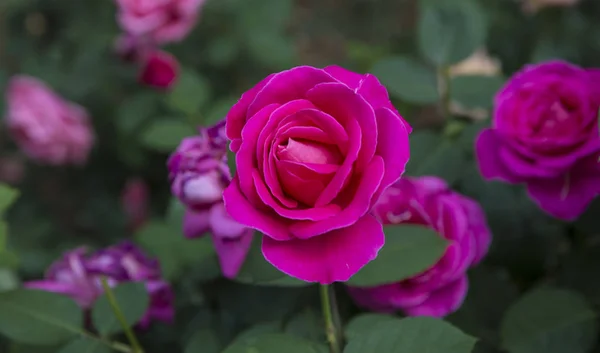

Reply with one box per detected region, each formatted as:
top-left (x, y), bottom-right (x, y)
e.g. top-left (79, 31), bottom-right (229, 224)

top-left (262, 213), bottom-right (385, 284)
top-left (209, 203), bottom-right (247, 239)
top-left (211, 229), bottom-right (254, 279)
top-left (290, 156), bottom-right (385, 238)
top-left (183, 209), bottom-right (210, 239)
top-left (275, 162), bottom-right (329, 206)
top-left (223, 178), bottom-right (292, 241)
top-left (403, 277), bottom-right (468, 318)
top-left (357, 74), bottom-right (398, 112)
top-left (324, 65), bottom-right (364, 89)
top-left (475, 129), bottom-right (524, 183)
top-left (526, 156), bottom-right (600, 220)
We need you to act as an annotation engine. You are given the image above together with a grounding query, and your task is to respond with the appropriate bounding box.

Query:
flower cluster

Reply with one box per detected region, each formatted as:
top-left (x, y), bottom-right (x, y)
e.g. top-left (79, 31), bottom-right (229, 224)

top-left (4, 76), bottom-right (95, 166)
top-left (25, 241), bottom-right (174, 328)
top-left (476, 60), bottom-right (600, 220)
top-left (347, 177), bottom-right (491, 317)
top-left (168, 120), bottom-right (253, 279)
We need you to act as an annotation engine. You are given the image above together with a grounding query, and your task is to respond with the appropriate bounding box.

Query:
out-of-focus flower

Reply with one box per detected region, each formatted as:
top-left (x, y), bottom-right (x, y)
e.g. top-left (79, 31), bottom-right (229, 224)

top-left (138, 50), bottom-right (179, 90)
top-left (121, 177), bottom-right (150, 233)
top-left (347, 177), bottom-right (491, 317)
top-left (25, 241), bottom-right (174, 328)
top-left (114, 34), bottom-right (154, 63)
top-left (523, 0), bottom-right (580, 13)
top-left (476, 60), bottom-right (600, 220)
top-left (0, 155), bottom-right (25, 185)
top-left (168, 120), bottom-right (253, 278)
top-left (449, 49), bottom-right (501, 77)
top-left (223, 65), bottom-right (411, 284)
top-left (4, 76), bottom-right (95, 166)
top-left (114, 0), bottom-right (207, 44)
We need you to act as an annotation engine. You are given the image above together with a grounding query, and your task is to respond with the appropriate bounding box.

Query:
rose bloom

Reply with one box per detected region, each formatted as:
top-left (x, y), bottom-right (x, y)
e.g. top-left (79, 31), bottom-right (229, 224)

top-left (347, 177), bottom-right (491, 317)
top-left (115, 0), bottom-right (206, 44)
top-left (4, 76), bottom-right (95, 166)
top-left (168, 120), bottom-right (253, 279)
top-left (25, 241), bottom-right (174, 328)
top-left (476, 61), bottom-right (600, 220)
top-left (138, 50), bottom-right (179, 90)
top-left (121, 177), bottom-right (150, 233)
top-left (223, 65), bottom-right (412, 284)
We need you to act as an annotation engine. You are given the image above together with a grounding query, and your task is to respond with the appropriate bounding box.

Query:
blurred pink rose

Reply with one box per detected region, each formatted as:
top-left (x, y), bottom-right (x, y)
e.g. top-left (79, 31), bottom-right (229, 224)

top-left (476, 61), bottom-right (600, 220)
top-left (347, 177), bottom-right (491, 317)
top-left (168, 120), bottom-right (253, 278)
top-left (121, 177), bottom-right (150, 233)
top-left (523, 0), bottom-right (580, 13)
top-left (4, 76), bottom-right (95, 166)
top-left (138, 50), bottom-right (179, 90)
top-left (115, 0), bottom-right (206, 44)
top-left (224, 65), bottom-right (412, 284)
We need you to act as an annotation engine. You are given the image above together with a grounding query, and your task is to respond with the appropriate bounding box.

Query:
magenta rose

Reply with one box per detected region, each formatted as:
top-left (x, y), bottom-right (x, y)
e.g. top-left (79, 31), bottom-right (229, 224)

top-left (4, 76), bottom-right (95, 166)
top-left (223, 65), bottom-right (412, 284)
top-left (347, 177), bottom-right (491, 317)
top-left (476, 60), bottom-right (600, 220)
top-left (138, 50), bottom-right (179, 90)
top-left (115, 0), bottom-right (206, 44)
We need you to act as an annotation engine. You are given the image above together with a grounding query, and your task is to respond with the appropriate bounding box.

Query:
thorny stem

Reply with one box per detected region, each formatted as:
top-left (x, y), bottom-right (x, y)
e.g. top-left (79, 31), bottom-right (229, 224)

top-left (320, 285), bottom-right (342, 353)
top-left (100, 278), bottom-right (145, 353)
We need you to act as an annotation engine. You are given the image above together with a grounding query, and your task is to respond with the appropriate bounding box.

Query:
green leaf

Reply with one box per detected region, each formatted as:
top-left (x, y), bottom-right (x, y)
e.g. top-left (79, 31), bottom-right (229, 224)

top-left (246, 30), bottom-right (295, 70)
top-left (116, 93), bottom-right (159, 135)
top-left (345, 316), bottom-right (476, 353)
top-left (284, 309), bottom-right (324, 342)
top-left (57, 338), bottom-right (111, 353)
top-left (204, 97), bottom-right (237, 126)
top-left (345, 314), bottom-right (398, 341)
top-left (227, 148), bottom-right (237, 177)
top-left (235, 322), bottom-right (282, 342)
top-left (223, 333), bottom-right (325, 353)
top-left (140, 119), bottom-right (196, 153)
top-left (450, 75), bottom-right (505, 110)
top-left (404, 130), bottom-right (442, 175)
top-left (0, 269), bottom-right (19, 292)
top-left (235, 233), bottom-right (310, 287)
top-left (500, 288), bottom-right (597, 353)
top-left (0, 184), bottom-right (19, 214)
top-left (371, 56), bottom-right (439, 104)
top-left (185, 329), bottom-right (221, 353)
top-left (91, 282), bottom-right (150, 336)
top-left (166, 69), bottom-right (211, 115)
top-left (406, 137), bottom-right (468, 186)
top-left (0, 289), bottom-right (83, 345)
top-left (347, 224), bottom-right (448, 286)
top-left (418, 0), bottom-right (487, 66)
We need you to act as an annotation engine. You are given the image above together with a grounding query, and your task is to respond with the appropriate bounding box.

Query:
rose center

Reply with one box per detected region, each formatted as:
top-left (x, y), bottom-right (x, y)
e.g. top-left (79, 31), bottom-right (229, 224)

top-left (276, 138), bottom-right (342, 165)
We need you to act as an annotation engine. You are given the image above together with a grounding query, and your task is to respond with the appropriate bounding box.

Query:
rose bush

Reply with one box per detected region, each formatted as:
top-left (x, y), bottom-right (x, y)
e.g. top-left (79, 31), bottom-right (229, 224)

top-left (223, 65), bottom-right (412, 284)
top-left (347, 176), bottom-right (491, 317)
top-left (476, 60), bottom-right (600, 220)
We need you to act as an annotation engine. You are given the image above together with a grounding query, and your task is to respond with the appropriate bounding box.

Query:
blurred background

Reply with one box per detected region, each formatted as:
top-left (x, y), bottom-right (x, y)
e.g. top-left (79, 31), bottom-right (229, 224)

top-left (3, 0), bottom-right (600, 352)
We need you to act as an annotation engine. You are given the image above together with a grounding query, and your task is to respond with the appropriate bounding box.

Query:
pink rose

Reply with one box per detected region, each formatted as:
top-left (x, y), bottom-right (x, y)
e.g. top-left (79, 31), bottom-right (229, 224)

top-left (223, 65), bottom-right (412, 284)
top-left (138, 50), bottom-right (179, 90)
top-left (168, 120), bottom-right (253, 278)
top-left (476, 61), bottom-right (600, 220)
top-left (121, 177), bottom-right (150, 233)
top-left (115, 0), bottom-right (206, 44)
top-left (4, 76), bottom-right (95, 166)
top-left (347, 177), bottom-right (491, 317)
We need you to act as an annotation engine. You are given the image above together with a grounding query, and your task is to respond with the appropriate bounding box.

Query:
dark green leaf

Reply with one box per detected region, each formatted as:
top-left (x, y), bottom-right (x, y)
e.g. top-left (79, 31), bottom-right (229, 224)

top-left (246, 30), bottom-right (295, 70)
top-left (185, 329), bottom-right (221, 353)
top-left (284, 309), bottom-right (324, 342)
top-left (418, 0), bottom-right (487, 66)
top-left (91, 282), bottom-right (150, 336)
top-left (166, 69), bottom-right (211, 115)
top-left (406, 137), bottom-right (468, 186)
top-left (450, 75), bottom-right (505, 110)
top-left (347, 225), bottom-right (448, 286)
top-left (227, 148), bottom-right (237, 178)
top-left (404, 130), bottom-right (442, 175)
top-left (204, 97), bottom-right (238, 126)
top-left (345, 314), bottom-right (398, 340)
top-left (0, 184), bottom-right (19, 214)
top-left (116, 93), bottom-right (159, 135)
top-left (345, 316), bottom-right (476, 353)
top-left (57, 338), bottom-right (111, 353)
top-left (0, 289), bottom-right (83, 345)
top-left (235, 233), bottom-right (310, 287)
top-left (371, 56), bottom-right (439, 104)
top-left (500, 288), bottom-right (597, 353)
top-left (140, 119), bottom-right (196, 153)
top-left (223, 333), bottom-right (325, 353)
top-left (235, 322), bottom-right (282, 342)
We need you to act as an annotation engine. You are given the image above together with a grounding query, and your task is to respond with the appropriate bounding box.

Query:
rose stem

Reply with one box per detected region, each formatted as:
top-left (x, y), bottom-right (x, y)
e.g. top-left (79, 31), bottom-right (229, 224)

top-left (320, 284), bottom-right (342, 353)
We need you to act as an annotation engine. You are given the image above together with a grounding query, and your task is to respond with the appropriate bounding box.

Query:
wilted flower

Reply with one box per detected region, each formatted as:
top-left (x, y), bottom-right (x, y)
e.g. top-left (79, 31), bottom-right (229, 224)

top-left (168, 120), bottom-right (253, 278)
top-left (347, 177), bottom-right (491, 317)
top-left (121, 177), bottom-right (150, 233)
top-left (4, 76), bottom-right (95, 166)
top-left (25, 241), bottom-right (173, 328)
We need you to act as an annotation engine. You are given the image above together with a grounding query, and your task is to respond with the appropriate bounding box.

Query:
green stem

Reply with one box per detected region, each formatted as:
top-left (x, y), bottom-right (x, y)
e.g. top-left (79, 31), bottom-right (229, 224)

top-left (437, 66), bottom-right (451, 119)
top-left (100, 278), bottom-right (145, 353)
top-left (320, 285), bottom-right (342, 353)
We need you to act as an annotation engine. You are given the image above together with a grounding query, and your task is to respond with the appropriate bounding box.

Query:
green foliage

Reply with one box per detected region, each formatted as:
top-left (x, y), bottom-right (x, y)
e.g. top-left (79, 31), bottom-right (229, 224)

top-left (91, 282), bottom-right (150, 336)
top-left (140, 119), bottom-right (197, 153)
top-left (371, 56), bottom-right (439, 104)
top-left (347, 224), bottom-right (448, 286)
top-left (222, 333), bottom-right (326, 353)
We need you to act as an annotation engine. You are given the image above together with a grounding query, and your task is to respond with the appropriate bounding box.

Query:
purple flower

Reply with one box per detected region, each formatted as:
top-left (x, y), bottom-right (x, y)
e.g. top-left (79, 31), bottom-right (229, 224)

top-left (347, 177), bottom-right (491, 318)
top-left (24, 241), bottom-right (174, 328)
top-left (476, 60), bottom-right (600, 220)
top-left (168, 120), bottom-right (253, 279)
